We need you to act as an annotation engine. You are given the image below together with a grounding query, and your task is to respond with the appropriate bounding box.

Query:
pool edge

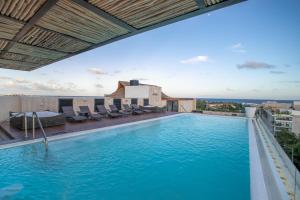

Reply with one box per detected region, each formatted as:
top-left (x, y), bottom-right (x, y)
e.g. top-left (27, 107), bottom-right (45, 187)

top-left (249, 119), bottom-right (268, 200)
top-left (0, 113), bottom-right (185, 150)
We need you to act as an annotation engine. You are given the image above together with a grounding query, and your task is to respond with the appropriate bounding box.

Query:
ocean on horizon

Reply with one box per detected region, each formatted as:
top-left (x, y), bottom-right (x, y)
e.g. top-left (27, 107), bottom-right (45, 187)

top-left (197, 98), bottom-right (296, 104)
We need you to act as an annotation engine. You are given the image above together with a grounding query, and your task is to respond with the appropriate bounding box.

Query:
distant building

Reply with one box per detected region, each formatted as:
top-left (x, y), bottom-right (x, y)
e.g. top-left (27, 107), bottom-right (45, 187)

top-left (105, 80), bottom-right (196, 112)
top-left (261, 108), bottom-right (300, 136)
top-left (273, 110), bottom-right (293, 133)
top-left (262, 101), bottom-right (292, 110)
top-left (292, 110), bottom-right (300, 137)
top-left (293, 101), bottom-right (300, 111)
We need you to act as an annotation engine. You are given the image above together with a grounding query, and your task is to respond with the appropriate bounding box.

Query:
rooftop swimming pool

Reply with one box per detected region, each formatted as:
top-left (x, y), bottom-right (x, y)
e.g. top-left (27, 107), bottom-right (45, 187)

top-left (0, 114), bottom-right (249, 200)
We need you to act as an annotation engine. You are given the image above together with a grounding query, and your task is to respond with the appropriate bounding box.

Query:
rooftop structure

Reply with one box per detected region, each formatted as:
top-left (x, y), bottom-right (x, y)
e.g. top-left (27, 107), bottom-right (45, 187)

top-left (260, 108), bottom-right (300, 137)
top-left (294, 101), bottom-right (300, 111)
top-left (105, 80), bottom-right (196, 112)
top-left (0, 0), bottom-right (245, 71)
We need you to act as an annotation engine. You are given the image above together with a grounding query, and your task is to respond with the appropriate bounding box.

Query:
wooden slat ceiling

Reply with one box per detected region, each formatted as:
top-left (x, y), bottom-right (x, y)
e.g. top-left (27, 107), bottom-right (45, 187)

top-left (0, 0), bottom-right (245, 71)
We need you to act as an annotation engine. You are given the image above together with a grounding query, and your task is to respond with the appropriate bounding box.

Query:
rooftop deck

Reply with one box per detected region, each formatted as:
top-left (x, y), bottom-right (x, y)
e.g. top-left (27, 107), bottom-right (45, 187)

top-left (0, 112), bottom-right (177, 145)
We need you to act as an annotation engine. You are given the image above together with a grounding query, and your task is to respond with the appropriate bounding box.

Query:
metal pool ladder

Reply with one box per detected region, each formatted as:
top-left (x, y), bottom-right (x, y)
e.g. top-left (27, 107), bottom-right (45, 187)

top-left (32, 112), bottom-right (48, 151)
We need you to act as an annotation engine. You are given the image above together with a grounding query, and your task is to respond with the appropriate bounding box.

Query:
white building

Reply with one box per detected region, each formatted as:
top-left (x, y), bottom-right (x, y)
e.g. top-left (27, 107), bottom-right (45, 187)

top-left (293, 101), bottom-right (300, 111)
top-left (262, 109), bottom-right (300, 136)
top-left (104, 80), bottom-right (196, 112)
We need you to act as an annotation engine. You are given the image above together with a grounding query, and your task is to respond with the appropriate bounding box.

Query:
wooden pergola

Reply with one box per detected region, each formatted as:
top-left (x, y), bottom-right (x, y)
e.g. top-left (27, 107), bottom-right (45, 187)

top-left (0, 0), bottom-right (245, 71)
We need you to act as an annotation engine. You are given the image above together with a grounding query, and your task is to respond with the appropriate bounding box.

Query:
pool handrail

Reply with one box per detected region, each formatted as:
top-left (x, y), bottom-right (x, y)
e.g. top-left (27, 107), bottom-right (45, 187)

top-left (33, 112), bottom-right (48, 151)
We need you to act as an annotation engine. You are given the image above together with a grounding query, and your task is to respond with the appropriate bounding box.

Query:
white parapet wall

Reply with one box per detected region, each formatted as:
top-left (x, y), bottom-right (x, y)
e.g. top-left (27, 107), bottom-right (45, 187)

top-left (0, 96), bottom-right (21, 122)
top-left (245, 107), bottom-right (257, 118)
top-left (178, 99), bottom-right (196, 112)
top-left (0, 95), bottom-right (104, 122)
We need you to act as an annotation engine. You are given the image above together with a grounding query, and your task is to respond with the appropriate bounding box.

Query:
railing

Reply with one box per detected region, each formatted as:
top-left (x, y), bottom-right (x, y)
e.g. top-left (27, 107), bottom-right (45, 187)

top-left (258, 117), bottom-right (300, 200)
top-left (32, 112), bottom-right (48, 151)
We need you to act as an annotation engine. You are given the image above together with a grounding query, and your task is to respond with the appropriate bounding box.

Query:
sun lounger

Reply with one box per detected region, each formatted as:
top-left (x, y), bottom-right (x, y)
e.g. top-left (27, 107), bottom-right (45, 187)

top-left (96, 105), bottom-right (122, 118)
top-left (140, 106), bottom-right (153, 113)
top-left (130, 104), bottom-right (144, 115)
top-left (79, 106), bottom-right (103, 120)
top-left (62, 106), bottom-right (87, 122)
top-left (123, 104), bottom-right (132, 112)
top-left (109, 105), bottom-right (131, 116)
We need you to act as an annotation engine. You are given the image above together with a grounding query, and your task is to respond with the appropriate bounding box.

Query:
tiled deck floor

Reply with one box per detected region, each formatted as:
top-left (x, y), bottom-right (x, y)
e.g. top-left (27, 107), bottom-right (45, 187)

top-left (0, 112), bottom-right (177, 145)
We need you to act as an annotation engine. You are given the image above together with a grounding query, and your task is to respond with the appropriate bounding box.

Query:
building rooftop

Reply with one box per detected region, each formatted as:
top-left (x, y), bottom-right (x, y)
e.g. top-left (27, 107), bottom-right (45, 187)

top-left (106, 81), bottom-right (170, 98)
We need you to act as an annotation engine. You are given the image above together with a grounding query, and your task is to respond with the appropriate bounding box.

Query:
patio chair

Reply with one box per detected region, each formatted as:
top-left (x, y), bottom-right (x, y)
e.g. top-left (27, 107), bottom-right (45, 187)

top-left (140, 106), bottom-right (153, 113)
top-left (123, 104), bottom-right (132, 112)
top-left (79, 106), bottom-right (103, 121)
top-left (130, 104), bottom-right (144, 115)
top-left (109, 104), bottom-right (131, 116)
top-left (96, 105), bottom-right (122, 118)
top-left (62, 106), bottom-right (87, 122)
top-left (152, 106), bottom-right (166, 113)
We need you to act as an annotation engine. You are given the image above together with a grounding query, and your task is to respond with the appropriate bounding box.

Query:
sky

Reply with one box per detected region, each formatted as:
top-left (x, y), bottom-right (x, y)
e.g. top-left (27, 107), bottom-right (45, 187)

top-left (0, 0), bottom-right (299, 100)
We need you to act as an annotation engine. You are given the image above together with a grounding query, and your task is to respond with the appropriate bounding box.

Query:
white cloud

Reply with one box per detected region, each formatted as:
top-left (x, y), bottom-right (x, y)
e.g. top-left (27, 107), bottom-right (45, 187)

top-left (32, 81), bottom-right (81, 92)
top-left (237, 61), bottom-right (275, 70)
top-left (87, 68), bottom-right (107, 75)
top-left (226, 88), bottom-right (234, 92)
top-left (0, 76), bottom-right (83, 94)
top-left (270, 70), bottom-right (285, 74)
top-left (280, 80), bottom-right (300, 84)
top-left (95, 84), bottom-right (103, 88)
top-left (251, 89), bottom-right (260, 93)
top-left (180, 56), bottom-right (209, 64)
top-left (14, 77), bottom-right (30, 84)
top-left (230, 43), bottom-right (246, 53)
top-left (0, 76), bottom-right (13, 81)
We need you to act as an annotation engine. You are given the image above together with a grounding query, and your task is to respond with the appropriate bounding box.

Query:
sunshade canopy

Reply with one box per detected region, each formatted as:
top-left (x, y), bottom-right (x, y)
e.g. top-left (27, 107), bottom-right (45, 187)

top-left (0, 0), bottom-right (244, 71)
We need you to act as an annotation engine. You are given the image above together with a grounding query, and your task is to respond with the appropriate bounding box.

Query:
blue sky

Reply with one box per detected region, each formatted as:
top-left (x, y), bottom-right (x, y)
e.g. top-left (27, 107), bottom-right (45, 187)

top-left (0, 0), bottom-right (299, 100)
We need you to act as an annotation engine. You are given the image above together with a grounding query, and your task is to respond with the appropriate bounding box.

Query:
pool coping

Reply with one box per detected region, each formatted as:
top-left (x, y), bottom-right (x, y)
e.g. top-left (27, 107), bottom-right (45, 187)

top-left (248, 119), bottom-right (269, 200)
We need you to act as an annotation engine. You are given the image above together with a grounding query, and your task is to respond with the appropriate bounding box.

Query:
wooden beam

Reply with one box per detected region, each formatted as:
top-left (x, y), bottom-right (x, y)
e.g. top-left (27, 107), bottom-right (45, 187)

top-left (36, 26), bottom-right (94, 46)
top-left (72, 0), bottom-right (137, 32)
top-left (0, 14), bottom-right (93, 46)
top-left (0, 0), bottom-right (59, 54)
top-left (195, 0), bottom-right (207, 8)
top-left (0, 38), bottom-right (70, 55)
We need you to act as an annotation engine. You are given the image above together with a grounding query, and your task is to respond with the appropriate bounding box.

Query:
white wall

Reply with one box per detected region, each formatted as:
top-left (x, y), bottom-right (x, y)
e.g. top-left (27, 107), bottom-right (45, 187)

top-left (245, 107), bottom-right (257, 118)
top-left (0, 96), bottom-right (21, 122)
top-left (104, 97), bottom-right (113, 109)
top-left (0, 95), bottom-right (103, 122)
top-left (125, 86), bottom-right (149, 98)
top-left (149, 86), bottom-right (162, 106)
top-left (292, 115), bottom-right (300, 137)
top-left (73, 97), bottom-right (95, 113)
top-left (294, 101), bottom-right (300, 111)
top-left (178, 100), bottom-right (196, 112)
top-left (20, 96), bottom-right (58, 112)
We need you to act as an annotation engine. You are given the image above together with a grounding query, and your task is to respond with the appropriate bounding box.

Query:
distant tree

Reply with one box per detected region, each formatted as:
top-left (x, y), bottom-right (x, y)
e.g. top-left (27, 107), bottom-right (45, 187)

top-left (196, 100), bottom-right (207, 111)
top-left (276, 129), bottom-right (300, 170)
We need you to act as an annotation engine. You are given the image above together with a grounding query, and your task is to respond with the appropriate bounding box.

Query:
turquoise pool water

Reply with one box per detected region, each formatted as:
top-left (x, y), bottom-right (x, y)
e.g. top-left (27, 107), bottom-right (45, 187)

top-left (0, 114), bottom-right (249, 200)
